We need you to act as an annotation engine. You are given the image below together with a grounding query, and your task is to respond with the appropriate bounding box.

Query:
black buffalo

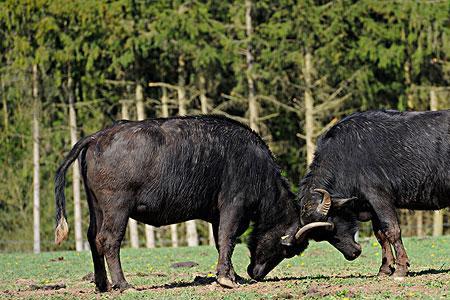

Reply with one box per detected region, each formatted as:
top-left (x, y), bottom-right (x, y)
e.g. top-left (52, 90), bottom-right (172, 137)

top-left (298, 110), bottom-right (450, 278)
top-left (55, 115), bottom-right (329, 292)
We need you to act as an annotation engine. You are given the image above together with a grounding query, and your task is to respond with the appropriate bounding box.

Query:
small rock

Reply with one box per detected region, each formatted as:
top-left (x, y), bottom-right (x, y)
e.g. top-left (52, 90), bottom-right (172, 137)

top-left (82, 272), bottom-right (95, 282)
top-left (30, 283), bottom-right (66, 291)
top-left (170, 261), bottom-right (199, 268)
top-left (276, 293), bottom-right (293, 299)
top-left (49, 256), bottom-right (64, 262)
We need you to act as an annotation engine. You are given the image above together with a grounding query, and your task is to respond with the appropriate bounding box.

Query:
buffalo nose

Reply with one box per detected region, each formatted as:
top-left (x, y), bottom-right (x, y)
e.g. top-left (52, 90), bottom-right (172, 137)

top-left (248, 263), bottom-right (266, 281)
top-left (353, 245), bottom-right (362, 258)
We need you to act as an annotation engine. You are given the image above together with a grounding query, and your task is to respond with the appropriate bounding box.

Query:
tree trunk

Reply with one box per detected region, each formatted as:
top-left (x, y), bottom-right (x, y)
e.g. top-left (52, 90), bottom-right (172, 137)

top-left (161, 86), bottom-right (170, 118)
top-left (178, 55), bottom-right (199, 246)
top-left (416, 211), bottom-right (424, 237)
top-left (177, 55), bottom-right (187, 116)
top-left (208, 223), bottom-right (215, 246)
top-left (68, 65), bottom-right (83, 251)
top-left (32, 64), bottom-right (40, 254)
top-left (160, 87), bottom-right (179, 248)
top-left (136, 83), bottom-right (145, 121)
top-left (199, 74), bottom-right (215, 246)
top-left (170, 224), bottom-right (178, 248)
top-left (404, 60), bottom-right (414, 109)
top-left (303, 52), bottom-right (315, 166)
top-left (121, 100), bottom-right (140, 248)
top-left (430, 88), bottom-right (444, 236)
top-left (199, 74), bottom-right (208, 115)
top-left (245, 0), bottom-right (258, 133)
top-left (1, 78), bottom-right (8, 131)
top-left (135, 83), bottom-right (156, 248)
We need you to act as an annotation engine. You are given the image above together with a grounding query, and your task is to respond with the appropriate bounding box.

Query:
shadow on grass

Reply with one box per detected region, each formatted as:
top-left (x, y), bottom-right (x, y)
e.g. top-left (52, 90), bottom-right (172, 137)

top-left (134, 273), bottom-right (374, 291)
top-left (409, 268), bottom-right (450, 276)
top-left (133, 268), bottom-right (450, 291)
top-left (134, 276), bottom-right (217, 291)
top-left (134, 275), bottom-right (258, 291)
top-left (265, 273), bottom-right (376, 282)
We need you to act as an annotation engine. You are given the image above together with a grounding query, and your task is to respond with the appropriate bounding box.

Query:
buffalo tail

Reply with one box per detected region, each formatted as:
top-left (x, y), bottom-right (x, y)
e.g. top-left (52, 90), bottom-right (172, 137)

top-left (54, 135), bottom-right (94, 245)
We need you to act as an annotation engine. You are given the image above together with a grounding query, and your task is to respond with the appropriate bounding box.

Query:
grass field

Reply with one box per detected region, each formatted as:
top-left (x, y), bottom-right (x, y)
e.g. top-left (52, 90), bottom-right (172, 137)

top-left (0, 236), bottom-right (449, 299)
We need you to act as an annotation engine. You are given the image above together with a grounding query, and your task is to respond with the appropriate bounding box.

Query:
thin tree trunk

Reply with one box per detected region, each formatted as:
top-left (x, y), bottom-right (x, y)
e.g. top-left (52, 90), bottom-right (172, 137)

top-left (160, 87), bottom-right (179, 248)
top-left (177, 55), bottom-right (187, 116)
top-left (199, 74), bottom-right (215, 246)
top-left (208, 224), bottom-right (215, 246)
top-left (303, 52), bottom-right (315, 166)
top-left (136, 83), bottom-right (145, 121)
top-left (199, 74), bottom-right (208, 115)
top-left (178, 55), bottom-right (199, 246)
top-left (404, 60), bottom-right (414, 109)
top-left (1, 78), bottom-right (8, 131)
top-left (161, 86), bottom-right (170, 118)
top-left (135, 82), bottom-right (156, 248)
top-left (416, 211), bottom-right (424, 237)
top-left (121, 100), bottom-right (140, 248)
top-left (68, 65), bottom-right (83, 251)
top-left (430, 88), bottom-right (444, 236)
top-left (245, 0), bottom-right (258, 133)
top-left (32, 64), bottom-right (40, 254)
top-left (170, 225), bottom-right (179, 248)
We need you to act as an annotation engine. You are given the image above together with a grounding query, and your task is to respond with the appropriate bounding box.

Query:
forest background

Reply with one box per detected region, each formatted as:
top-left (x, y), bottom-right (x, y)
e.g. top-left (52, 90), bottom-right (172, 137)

top-left (1, 0), bottom-right (449, 253)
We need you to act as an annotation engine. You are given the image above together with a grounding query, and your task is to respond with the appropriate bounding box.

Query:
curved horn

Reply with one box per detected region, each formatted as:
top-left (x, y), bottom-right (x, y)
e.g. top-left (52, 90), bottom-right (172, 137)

top-left (314, 188), bottom-right (331, 216)
top-left (295, 222), bottom-right (334, 240)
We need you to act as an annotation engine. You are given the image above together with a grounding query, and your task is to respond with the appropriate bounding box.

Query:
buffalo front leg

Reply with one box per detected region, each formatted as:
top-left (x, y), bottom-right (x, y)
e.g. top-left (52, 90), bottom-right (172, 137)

top-left (212, 221), bottom-right (244, 285)
top-left (216, 205), bottom-right (248, 288)
top-left (96, 210), bottom-right (131, 291)
top-left (372, 220), bottom-right (395, 276)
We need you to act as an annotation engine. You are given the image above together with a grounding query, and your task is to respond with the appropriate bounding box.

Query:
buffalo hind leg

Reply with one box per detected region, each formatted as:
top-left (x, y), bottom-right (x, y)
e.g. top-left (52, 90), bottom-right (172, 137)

top-left (216, 204), bottom-right (248, 288)
top-left (388, 227), bottom-right (410, 278)
top-left (370, 201), bottom-right (410, 278)
top-left (96, 207), bottom-right (131, 291)
top-left (372, 219), bottom-right (395, 276)
top-left (86, 190), bottom-right (111, 292)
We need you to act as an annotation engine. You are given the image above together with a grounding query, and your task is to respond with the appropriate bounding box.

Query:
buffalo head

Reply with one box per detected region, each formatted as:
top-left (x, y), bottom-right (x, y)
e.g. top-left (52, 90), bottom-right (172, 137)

top-left (299, 188), bottom-right (361, 261)
top-left (247, 220), bottom-right (334, 280)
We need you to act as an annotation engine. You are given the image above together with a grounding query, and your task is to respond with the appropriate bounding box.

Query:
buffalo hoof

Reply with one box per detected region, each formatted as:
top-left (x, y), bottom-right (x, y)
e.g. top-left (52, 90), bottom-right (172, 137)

top-left (95, 281), bottom-right (112, 293)
top-left (392, 268), bottom-right (408, 280)
top-left (377, 265), bottom-right (395, 277)
top-left (230, 272), bottom-right (245, 284)
top-left (377, 270), bottom-right (390, 277)
top-left (217, 276), bottom-right (239, 289)
top-left (112, 281), bottom-right (133, 292)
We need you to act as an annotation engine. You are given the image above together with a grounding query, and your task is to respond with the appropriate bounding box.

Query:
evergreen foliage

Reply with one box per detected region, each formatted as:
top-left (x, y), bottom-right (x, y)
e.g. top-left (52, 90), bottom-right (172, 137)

top-left (0, 0), bottom-right (449, 251)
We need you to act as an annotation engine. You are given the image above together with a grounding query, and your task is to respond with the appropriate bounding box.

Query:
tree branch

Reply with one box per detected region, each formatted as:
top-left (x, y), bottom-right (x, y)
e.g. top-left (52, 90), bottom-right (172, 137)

top-left (296, 132), bottom-right (307, 140)
top-left (256, 95), bottom-right (298, 114)
top-left (148, 82), bottom-right (180, 90)
top-left (313, 93), bottom-right (352, 114)
top-left (314, 117), bottom-right (338, 137)
top-left (258, 113), bottom-right (279, 121)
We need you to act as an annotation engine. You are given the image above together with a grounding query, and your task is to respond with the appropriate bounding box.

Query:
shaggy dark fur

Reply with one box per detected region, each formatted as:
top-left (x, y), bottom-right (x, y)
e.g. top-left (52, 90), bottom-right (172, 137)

top-left (55, 115), bottom-right (305, 292)
top-left (298, 110), bottom-right (450, 278)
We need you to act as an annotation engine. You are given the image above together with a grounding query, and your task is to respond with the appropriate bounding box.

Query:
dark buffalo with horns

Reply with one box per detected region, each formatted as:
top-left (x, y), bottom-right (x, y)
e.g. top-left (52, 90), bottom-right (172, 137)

top-left (298, 110), bottom-right (450, 278)
top-left (54, 115), bottom-right (329, 292)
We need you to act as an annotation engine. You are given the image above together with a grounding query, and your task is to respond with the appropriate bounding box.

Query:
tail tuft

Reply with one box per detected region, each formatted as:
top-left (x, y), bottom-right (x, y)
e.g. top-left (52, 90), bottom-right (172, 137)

top-left (55, 217), bottom-right (69, 245)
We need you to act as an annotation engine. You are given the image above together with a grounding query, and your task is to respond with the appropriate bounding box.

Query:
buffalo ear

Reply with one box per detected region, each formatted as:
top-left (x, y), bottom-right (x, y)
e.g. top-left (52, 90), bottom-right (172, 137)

top-left (280, 234), bottom-right (294, 246)
top-left (333, 197), bottom-right (357, 209)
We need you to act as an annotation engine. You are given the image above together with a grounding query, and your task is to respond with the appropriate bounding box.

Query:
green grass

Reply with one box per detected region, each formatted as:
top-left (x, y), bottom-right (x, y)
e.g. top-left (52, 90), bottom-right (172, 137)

top-left (1, 236), bottom-right (449, 299)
